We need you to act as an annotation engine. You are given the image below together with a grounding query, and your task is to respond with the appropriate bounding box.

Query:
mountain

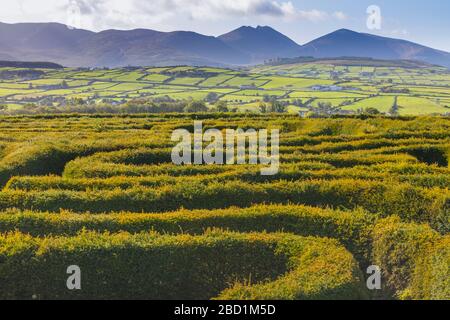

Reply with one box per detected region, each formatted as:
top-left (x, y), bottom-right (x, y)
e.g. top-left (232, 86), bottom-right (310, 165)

top-left (297, 29), bottom-right (450, 68)
top-left (219, 26), bottom-right (301, 62)
top-left (0, 22), bottom-right (92, 65)
top-left (0, 22), bottom-right (250, 67)
top-left (0, 60), bottom-right (63, 69)
top-left (0, 22), bottom-right (449, 68)
top-left (75, 29), bottom-right (251, 67)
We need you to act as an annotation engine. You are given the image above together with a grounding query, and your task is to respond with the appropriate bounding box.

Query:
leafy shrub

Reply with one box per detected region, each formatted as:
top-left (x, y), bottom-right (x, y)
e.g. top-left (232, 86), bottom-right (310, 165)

top-left (0, 114), bottom-right (449, 300)
top-left (0, 205), bottom-right (375, 265)
top-left (405, 236), bottom-right (449, 300)
top-left (0, 179), bottom-right (446, 230)
top-left (371, 217), bottom-right (442, 298)
top-left (0, 230), bottom-right (366, 300)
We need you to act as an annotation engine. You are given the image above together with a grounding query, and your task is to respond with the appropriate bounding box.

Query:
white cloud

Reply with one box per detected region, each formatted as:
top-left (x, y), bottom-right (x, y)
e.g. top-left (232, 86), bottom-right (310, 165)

top-left (0, 0), bottom-right (348, 31)
top-left (298, 10), bottom-right (328, 22)
top-left (333, 11), bottom-right (347, 21)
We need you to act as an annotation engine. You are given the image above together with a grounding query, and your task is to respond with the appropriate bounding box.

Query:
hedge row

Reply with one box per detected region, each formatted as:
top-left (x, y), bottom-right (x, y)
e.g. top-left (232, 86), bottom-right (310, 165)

top-left (293, 139), bottom-right (446, 154)
top-left (0, 205), bottom-right (375, 264)
top-left (0, 140), bottom-right (171, 186)
top-left (6, 162), bottom-right (450, 192)
top-left (0, 230), bottom-right (366, 300)
top-left (0, 179), bottom-right (447, 231)
top-left (62, 150), bottom-right (417, 179)
top-left (372, 217), bottom-right (449, 299)
top-left (407, 236), bottom-right (449, 300)
top-left (0, 207), bottom-right (446, 299)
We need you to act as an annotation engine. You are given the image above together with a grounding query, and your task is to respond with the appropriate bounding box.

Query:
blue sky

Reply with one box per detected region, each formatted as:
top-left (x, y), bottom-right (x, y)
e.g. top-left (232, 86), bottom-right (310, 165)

top-left (1, 0), bottom-right (449, 51)
top-left (277, 0), bottom-right (450, 51)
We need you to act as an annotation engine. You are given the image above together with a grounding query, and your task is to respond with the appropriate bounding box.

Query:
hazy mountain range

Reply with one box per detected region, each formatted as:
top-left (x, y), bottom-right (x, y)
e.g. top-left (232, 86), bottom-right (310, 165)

top-left (1, 22), bottom-right (449, 68)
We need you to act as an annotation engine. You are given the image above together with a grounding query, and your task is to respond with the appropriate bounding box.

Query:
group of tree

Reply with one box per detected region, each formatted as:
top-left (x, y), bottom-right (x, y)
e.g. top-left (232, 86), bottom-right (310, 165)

top-left (380, 87), bottom-right (410, 94)
top-left (258, 100), bottom-right (288, 113)
top-left (2, 93), bottom-right (410, 117)
top-left (0, 97), bottom-right (235, 115)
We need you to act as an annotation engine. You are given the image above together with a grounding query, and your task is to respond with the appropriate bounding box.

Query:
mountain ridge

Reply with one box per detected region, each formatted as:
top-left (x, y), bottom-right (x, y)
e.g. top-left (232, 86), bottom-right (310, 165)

top-left (297, 29), bottom-right (450, 67)
top-left (0, 22), bottom-right (449, 68)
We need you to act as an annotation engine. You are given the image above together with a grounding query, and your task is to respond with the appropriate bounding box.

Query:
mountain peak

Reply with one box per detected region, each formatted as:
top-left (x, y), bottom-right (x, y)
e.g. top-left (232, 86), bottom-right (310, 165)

top-left (334, 28), bottom-right (357, 34)
top-left (318, 28), bottom-right (363, 40)
top-left (219, 26), bottom-right (301, 61)
top-left (255, 25), bottom-right (275, 31)
top-left (223, 25), bottom-right (278, 37)
top-left (235, 25), bottom-right (272, 30)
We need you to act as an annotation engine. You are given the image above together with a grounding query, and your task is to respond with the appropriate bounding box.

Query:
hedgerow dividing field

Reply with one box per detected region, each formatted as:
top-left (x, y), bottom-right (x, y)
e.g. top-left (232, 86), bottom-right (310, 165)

top-left (0, 114), bottom-right (448, 300)
top-left (1, 61), bottom-right (450, 115)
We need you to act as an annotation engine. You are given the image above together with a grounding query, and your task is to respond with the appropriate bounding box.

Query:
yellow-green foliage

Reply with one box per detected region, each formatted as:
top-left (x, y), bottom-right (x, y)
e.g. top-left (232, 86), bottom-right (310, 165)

top-left (406, 236), bottom-right (450, 300)
top-left (371, 217), bottom-right (449, 299)
top-left (0, 230), bottom-right (365, 300)
top-left (0, 205), bottom-right (375, 264)
top-left (0, 179), bottom-right (447, 230)
top-left (0, 114), bottom-right (448, 300)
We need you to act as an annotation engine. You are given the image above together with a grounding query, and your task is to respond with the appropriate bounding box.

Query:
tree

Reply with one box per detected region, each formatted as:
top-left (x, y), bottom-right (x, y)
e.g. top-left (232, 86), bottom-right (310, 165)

top-left (205, 92), bottom-right (219, 103)
top-left (184, 100), bottom-right (208, 113)
top-left (270, 100), bottom-right (286, 113)
top-left (316, 102), bottom-right (334, 115)
top-left (215, 100), bottom-right (229, 112)
top-left (292, 99), bottom-right (304, 107)
top-left (362, 107), bottom-right (381, 115)
top-left (61, 80), bottom-right (69, 89)
top-left (258, 102), bottom-right (267, 113)
top-left (306, 111), bottom-right (320, 118)
top-left (388, 96), bottom-right (399, 116)
top-left (69, 97), bottom-right (85, 106)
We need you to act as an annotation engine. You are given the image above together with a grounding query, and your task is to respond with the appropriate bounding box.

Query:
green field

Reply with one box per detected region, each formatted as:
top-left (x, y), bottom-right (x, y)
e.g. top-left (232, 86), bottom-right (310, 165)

top-left (0, 114), bottom-right (448, 300)
top-left (0, 61), bottom-right (449, 115)
top-left (341, 96), bottom-right (396, 113)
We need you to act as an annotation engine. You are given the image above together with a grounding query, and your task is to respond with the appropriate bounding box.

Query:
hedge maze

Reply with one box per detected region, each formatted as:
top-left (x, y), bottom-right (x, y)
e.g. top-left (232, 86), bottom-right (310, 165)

top-left (0, 114), bottom-right (448, 300)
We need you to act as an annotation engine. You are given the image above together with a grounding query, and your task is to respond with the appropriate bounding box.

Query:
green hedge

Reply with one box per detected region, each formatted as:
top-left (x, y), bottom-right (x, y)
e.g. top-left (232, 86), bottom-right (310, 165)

top-left (62, 151), bottom-right (416, 179)
top-left (371, 217), bottom-right (449, 299)
top-left (0, 179), bottom-right (447, 231)
top-left (406, 236), bottom-right (449, 300)
top-left (0, 230), bottom-right (366, 300)
top-left (0, 205), bottom-right (375, 265)
top-left (0, 142), bottom-right (170, 186)
top-left (0, 208), bottom-right (446, 300)
top-left (7, 161), bottom-right (450, 192)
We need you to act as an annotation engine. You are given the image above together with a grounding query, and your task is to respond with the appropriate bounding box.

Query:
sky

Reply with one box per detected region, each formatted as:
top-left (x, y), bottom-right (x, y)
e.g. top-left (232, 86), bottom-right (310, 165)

top-left (1, 0), bottom-right (449, 52)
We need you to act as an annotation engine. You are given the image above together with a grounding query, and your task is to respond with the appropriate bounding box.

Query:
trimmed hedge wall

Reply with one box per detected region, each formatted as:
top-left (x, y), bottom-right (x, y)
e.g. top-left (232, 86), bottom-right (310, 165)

top-left (0, 179), bottom-right (447, 231)
top-left (406, 236), bottom-right (449, 300)
top-left (0, 230), bottom-right (366, 300)
top-left (372, 217), bottom-right (449, 299)
top-left (0, 205), bottom-right (375, 265)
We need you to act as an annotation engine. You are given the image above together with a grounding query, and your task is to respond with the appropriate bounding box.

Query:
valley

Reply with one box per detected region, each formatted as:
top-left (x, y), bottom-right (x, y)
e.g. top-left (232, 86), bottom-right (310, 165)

top-left (0, 58), bottom-right (449, 116)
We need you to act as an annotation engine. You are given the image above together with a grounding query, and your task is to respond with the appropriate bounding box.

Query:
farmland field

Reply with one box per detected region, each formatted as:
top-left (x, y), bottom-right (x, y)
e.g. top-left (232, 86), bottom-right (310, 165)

top-left (0, 114), bottom-right (448, 300)
top-left (1, 59), bottom-right (450, 115)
